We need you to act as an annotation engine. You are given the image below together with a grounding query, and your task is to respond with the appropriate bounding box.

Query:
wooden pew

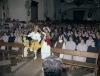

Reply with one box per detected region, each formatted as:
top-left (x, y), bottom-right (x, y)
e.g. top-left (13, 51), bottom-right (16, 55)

top-left (0, 41), bottom-right (11, 73)
top-left (0, 60), bottom-right (11, 66)
top-left (0, 41), bottom-right (24, 65)
top-left (0, 42), bottom-right (24, 48)
top-left (51, 48), bottom-right (98, 76)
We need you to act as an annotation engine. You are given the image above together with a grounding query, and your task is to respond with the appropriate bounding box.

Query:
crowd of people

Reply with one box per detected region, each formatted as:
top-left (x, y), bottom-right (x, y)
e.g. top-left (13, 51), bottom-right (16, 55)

top-left (0, 21), bottom-right (100, 63)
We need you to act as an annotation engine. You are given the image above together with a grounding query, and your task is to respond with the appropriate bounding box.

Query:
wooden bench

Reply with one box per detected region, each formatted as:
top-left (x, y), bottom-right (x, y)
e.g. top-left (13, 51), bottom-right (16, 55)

top-left (0, 41), bottom-right (24, 48)
top-left (51, 48), bottom-right (98, 76)
top-left (0, 60), bottom-right (11, 66)
top-left (0, 42), bottom-right (24, 65)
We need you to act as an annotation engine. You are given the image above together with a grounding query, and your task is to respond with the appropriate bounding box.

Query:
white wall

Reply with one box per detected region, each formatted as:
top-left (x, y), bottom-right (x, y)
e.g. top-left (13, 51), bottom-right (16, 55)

top-left (54, 0), bottom-right (61, 21)
top-left (37, 0), bottom-right (45, 20)
top-left (8, 0), bottom-right (45, 21)
top-left (0, 1), bottom-right (3, 20)
top-left (7, 0), bottom-right (100, 21)
top-left (8, 0), bottom-right (27, 21)
top-left (45, 0), bottom-right (55, 20)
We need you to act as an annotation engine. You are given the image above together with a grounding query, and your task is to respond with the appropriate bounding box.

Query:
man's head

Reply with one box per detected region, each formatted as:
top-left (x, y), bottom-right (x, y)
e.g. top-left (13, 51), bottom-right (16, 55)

top-left (34, 26), bottom-right (38, 32)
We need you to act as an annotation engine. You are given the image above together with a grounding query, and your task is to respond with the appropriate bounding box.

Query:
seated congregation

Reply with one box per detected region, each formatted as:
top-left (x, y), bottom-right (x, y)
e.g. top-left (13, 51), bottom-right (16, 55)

top-left (0, 20), bottom-right (100, 76)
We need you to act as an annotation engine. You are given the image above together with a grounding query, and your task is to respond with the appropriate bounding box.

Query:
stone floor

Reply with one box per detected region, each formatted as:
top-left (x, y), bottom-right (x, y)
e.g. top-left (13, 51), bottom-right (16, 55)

top-left (14, 59), bottom-right (42, 76)
top-left (4, 58), bottom-right (95, 76)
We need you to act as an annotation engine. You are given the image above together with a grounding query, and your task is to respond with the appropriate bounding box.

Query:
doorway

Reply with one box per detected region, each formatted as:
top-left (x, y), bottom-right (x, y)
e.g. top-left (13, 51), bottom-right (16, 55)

top-left (74, 10), bottom-right (85, 22)
top-left (31, 1), bottom-right (38, 22)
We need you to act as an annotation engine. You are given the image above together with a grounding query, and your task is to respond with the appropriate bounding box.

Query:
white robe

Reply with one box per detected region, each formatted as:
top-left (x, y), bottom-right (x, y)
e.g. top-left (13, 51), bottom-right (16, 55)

top-left (73, 43), bottom-right (88, 62)
top-left (63, 41), bottom-right (76, 60)
top-left (1, 35), bottom-right (9, 50)
top-left (41, 41), bottom-right (51, 59)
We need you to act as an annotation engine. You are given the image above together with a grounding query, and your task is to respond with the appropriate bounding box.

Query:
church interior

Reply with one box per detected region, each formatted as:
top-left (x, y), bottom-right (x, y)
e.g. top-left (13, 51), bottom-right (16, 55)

top-left (0, 0), bottom-right (100, 76)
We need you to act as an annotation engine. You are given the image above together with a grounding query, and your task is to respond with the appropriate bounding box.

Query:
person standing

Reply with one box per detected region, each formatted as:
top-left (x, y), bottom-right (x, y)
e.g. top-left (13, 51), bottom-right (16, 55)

top-left (41, 27), bottom-right (51, 59)
top-left (28, 26), bottom-right (41, 60)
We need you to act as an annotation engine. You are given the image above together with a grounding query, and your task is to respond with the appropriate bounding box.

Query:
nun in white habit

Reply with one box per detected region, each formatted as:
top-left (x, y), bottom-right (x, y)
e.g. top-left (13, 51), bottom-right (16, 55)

top-left (63, 37), bottom-right (76, 60)
top-left (73, 39), bottom-right (88, 62)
